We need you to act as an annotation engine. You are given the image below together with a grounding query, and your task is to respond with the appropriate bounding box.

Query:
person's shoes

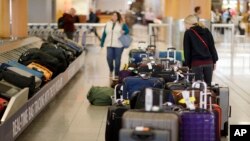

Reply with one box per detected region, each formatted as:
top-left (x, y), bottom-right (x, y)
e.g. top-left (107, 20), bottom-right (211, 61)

top-left (109, 72), bottom-right (113, 77)
top-left (114, 76), bottom-right (119, 80)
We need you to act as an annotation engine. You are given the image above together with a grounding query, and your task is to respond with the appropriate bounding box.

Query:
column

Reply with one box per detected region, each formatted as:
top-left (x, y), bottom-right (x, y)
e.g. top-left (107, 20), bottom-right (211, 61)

top-left (0, 0), bottom-right (10, 38)
top-left (165, 0), bottom-right (212, 20)
top-left (12, 0), bottom-right (28, 37)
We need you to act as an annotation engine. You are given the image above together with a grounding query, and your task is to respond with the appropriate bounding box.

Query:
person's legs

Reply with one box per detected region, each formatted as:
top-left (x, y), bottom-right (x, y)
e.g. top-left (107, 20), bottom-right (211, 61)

top-left (203, 64), bottom-right (213, 86)
top-left (114, 48), bottom-right (124, 77)
top-left (191, 66), bottom-right (203, 81)
top-left (65, 32), bottom-right (74, 40)
top-left (107, 47), bottom-right (115, 76)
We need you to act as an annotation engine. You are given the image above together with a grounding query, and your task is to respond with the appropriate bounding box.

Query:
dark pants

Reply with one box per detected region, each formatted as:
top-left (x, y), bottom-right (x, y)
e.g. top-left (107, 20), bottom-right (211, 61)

top-left (107, 47), bottom-right (124, 76)
top-left (65, 31), bottom-right (74, 40)
top-left (191, 64), bottom-right (213, 86)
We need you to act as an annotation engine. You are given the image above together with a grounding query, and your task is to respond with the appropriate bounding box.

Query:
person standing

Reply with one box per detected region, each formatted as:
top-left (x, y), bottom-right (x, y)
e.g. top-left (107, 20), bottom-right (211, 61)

top-left (183, 15), bottom-right (218, 86)
top-left (87, 8), bottom-right (101, 41)
top-left (63, 8), bottom-right (76, 40)
top-left (100, 11), bottom-right (129, 79)
top-left (194, 6), bottom-right (201, 21)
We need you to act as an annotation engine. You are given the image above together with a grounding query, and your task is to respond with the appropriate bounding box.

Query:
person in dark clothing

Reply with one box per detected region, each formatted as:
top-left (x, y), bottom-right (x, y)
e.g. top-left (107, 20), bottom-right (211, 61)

top-left (87, 8), bottom-right (101, 41)
top-left (63, 8), bottom-right (76, 40)
top-left (183, 15), bottom-right (218, 86)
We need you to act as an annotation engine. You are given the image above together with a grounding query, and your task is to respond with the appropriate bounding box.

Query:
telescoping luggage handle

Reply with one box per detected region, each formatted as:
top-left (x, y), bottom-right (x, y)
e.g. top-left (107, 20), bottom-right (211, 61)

top-left (192, 81), bottom-right (212, 111)
top-left (167, 47), bottom-right (176, 62)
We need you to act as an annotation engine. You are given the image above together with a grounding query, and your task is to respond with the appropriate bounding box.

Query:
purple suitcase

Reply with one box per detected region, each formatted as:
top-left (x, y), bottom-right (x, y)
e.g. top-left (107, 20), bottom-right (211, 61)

top-left (180, 81), bottom-right (217, 141)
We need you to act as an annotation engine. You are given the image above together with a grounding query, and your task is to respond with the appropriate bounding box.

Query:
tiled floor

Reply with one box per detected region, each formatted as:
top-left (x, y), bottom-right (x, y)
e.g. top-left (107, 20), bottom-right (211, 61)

top-left (16, 25), bottom-right (250, 141)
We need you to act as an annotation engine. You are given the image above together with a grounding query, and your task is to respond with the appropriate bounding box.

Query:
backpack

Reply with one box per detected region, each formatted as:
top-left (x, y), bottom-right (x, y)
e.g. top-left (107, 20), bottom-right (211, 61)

top-left (58, 17), bottom-right (64, 29)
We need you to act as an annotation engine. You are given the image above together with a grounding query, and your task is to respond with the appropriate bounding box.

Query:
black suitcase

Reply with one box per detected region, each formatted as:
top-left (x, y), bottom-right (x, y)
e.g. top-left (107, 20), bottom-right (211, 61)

top-left (105, 104), bottom-right (129, 141)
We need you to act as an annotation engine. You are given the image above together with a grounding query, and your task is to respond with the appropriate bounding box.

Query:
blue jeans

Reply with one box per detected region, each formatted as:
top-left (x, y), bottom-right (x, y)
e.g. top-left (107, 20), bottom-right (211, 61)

top-left (107, 47), bottom-right (124, 76)
top-left (191, 64), bottom-right (213, 86)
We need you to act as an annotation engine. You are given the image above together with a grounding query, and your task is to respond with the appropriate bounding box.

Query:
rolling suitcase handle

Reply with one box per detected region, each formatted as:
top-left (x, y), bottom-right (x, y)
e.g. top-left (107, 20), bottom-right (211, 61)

top-left (167, 47), bottom-right (176, 63)
top-left (191, 81), bottom-right (213, 111)
top-left (131, 130), bottom-right (154, 140)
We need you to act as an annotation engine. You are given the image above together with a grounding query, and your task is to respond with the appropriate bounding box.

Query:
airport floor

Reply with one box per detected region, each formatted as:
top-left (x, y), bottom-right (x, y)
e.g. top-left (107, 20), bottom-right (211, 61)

top-left (16, 25), bottom-right (250, 141)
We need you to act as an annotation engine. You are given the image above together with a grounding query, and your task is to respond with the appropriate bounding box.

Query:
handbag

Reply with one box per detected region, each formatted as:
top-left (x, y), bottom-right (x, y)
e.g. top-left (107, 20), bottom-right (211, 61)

top-left (119, 34), bottom-right (132, 48)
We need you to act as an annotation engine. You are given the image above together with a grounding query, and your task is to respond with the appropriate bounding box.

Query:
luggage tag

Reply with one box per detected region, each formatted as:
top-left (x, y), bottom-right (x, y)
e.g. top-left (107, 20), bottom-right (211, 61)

top-left (147, 63), bottom-right (153, 70)
top-left (182, 91), bottom-right (195, 110)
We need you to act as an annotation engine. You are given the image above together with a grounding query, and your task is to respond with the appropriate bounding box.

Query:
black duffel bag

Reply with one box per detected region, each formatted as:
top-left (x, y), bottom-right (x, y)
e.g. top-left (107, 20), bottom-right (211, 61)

top-left (0, 69), bottom-right (36, 98)
top-left (40, 42), bottom-right (69, 71)
top-left (56, 43), bottom-right (76, 63)
top-left (18, 48), bottom-right (60, 76)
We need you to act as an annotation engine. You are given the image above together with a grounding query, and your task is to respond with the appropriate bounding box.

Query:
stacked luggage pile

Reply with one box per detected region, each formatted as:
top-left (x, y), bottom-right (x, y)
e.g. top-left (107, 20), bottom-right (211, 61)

top-left (0, 35), bottom-right (84, 122)
top-left (105, 39), bottom-right (231, 141)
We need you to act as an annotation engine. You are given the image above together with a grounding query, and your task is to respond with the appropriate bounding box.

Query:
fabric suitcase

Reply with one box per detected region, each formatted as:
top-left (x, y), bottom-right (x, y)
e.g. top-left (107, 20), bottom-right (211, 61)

top-left (119, 128), bottom-right (170, 141)
top-left (27, 62), bottom-right (53, 82)
top-left (7, 67), bottom-right (42, 89)
top-left (1, 69), bottom-right (36, 97)
top-left (211, 85), bottom-right (230, 136)
top-left (6, 61), bottom-right (43, 79)
top-left (105, 104), bottom-right (129, 141)
top-left (122, 111), bottom-right (179, 141)
top-left (122, 76), bottom-right (164, 99)
top-left (134, 88), bottom-right (175, 109)
top-left (151, 70), bottom-right (176, 83)
top-left (129, 49), bottom-right (148, 65)
top-left (137, 64), bottom-right (162, 74)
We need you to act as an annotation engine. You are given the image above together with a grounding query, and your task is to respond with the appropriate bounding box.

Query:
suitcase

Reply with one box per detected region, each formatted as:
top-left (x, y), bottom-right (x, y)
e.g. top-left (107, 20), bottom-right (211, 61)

top-left (27, 62), bottom-right (53, 82)
top-left (6, 61), bottom-right (43, 79)
top-left (122, 76), bottom-right (164, 99)
top-left (180, 81), bottom-right (217, 141)
top-left (134, 88), bottom-right (175, 109)
top-left (212, 104), bottom-right (222, 141)
top-left (159, 49), bottom-right (182, 62)
top-left (7, 67), bottom-right (42, 89)
top-left (105, 104), bottom-right (129, 141)
top-left (211, 85), bottom-right (231, 136)
top-left (122, 111), bottom-right (179, 141)
top-left (0, 98), bottom-right (8, 111)
top-left (129, 49), bottom-right (148, 65)
top-left (119, 128), bottom-right (170, 141)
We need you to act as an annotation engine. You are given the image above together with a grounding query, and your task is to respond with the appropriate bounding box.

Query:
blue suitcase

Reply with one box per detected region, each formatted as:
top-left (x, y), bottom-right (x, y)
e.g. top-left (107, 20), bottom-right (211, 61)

top-left (122, 76), bottom-right (164, 99)
top-left (159, 48), bottom-right (183, 62)
top-left (5, 61), bottom-right (43, 79)
top-left (129, 49), bottom-right (148, 65)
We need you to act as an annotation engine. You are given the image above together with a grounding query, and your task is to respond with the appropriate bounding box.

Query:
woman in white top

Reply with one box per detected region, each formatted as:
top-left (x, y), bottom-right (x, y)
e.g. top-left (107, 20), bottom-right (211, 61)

top-left (101, 11), bottom-right (129, 79)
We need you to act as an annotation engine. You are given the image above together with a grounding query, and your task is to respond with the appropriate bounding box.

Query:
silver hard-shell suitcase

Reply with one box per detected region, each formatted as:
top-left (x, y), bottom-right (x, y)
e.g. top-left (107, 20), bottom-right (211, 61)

top-left (122, 111), bottom-right (179, 141)
top-left (119, 128), bottom-right (170, 141)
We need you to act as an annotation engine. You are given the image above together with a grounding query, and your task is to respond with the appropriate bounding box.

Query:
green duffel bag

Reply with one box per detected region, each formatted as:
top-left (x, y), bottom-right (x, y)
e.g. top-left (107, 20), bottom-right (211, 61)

top-left (87, 86), bottom-right (114, 106)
